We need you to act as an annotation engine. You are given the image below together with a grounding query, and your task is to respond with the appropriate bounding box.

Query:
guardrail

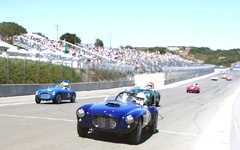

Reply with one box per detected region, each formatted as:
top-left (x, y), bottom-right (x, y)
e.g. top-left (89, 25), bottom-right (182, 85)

top-left (0, 80), bottom-right (134, 97)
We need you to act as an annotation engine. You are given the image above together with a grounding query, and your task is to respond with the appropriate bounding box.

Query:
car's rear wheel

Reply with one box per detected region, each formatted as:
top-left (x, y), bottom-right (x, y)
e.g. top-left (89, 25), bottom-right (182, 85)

top-left (71, 93), bottom-right (76, 103)
top-left (152, 96), bottom-right (155, 106)
top-left (35, 96), bottom-right (41, 104)
top-left (129, 118), bottom-right (142, 144)
top-left (149, 112), bottom-right (158, 134)
top-left (54, 94), bottom-right (61, 104)
top-left (77, 122), bottom-right (89, 137)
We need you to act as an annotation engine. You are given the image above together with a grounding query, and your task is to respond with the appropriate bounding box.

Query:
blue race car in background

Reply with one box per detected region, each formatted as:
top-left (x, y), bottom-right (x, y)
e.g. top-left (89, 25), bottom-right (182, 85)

top-left (35, 80), bottom-right (76, 104)
top-left (76, 91), bottom-right (158, 144)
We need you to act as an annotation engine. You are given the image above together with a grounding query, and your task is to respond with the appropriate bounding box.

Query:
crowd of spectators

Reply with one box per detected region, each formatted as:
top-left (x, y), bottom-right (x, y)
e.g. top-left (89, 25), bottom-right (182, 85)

top-left (13, 33), bottom-right (197, 73)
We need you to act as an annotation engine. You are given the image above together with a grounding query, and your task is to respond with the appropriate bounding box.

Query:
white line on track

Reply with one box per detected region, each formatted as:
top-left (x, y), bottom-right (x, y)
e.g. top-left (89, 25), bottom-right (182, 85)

top-left (0, 102), bottom-right (34, 107)
top-left (77, 95), bottom-right (108, 99)
top-left (0, 114), bottom-right (76, 122)
top-left (0, 95), bottom-right (109, 107)
top-left (158, 129), bottom-right (203, 137)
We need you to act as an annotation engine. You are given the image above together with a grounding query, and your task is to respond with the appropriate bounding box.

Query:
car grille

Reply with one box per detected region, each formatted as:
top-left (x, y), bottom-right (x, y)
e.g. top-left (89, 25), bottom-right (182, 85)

top-left (92, 115), bottom-right (117, 129)
top-left (40, 93), bottom-right (50, 99)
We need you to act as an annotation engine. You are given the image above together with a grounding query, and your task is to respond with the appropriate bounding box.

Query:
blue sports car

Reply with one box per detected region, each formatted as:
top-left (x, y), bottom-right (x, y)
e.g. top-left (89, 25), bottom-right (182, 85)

top-left (76, 91), bottom-right (158, 144)
top-left (35, 80), bottom-right (76, 104)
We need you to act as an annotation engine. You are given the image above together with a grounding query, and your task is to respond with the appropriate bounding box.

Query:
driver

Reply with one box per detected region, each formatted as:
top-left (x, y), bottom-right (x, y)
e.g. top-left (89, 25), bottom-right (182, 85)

top-left (146, 82), bottom-right (154, 89)
top-left (60, 81), bottom-right (69, 88)
top-left (136, 93), bottom-right (147, 106)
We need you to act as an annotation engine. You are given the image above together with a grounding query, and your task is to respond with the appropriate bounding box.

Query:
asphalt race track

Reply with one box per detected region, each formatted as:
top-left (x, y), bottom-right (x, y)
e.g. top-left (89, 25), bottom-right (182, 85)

top-left (0, 70), bottom-right (239, 150)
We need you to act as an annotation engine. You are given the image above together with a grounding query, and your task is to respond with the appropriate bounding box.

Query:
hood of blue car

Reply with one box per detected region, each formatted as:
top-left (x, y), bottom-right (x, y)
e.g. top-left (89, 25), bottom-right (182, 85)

top-left (38, 87), bottom-right (59, 93)
top-left (89, 100), bottom-right (140, 119)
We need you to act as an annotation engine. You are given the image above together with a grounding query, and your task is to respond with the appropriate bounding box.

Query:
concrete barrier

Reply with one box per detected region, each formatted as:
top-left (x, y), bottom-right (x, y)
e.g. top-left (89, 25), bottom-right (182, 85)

top-left (164, 66), bottom-right (215, 85)
top-left (0, 80), bottom-right (134, 97)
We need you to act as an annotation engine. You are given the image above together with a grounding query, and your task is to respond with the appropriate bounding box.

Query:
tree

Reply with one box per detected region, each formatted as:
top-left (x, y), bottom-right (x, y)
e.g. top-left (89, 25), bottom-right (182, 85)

top-left (33, 32), bottom-right (48, 39)
top-left (60, 33), bottom-right (81, 44)
top-left (94, 38), bottom-right (104, 48)
top-left (147, 47), bottom-right (166, 53)
top-left (125, 45), bottom-right (133, 49)
top-left (0, 22), bottom-right (27, 43)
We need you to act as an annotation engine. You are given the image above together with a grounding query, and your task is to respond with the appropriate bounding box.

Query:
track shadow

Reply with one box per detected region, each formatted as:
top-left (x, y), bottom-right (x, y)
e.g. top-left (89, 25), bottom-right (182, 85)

top-left (39, 100), bottom-right (73, 105)
top-left (82, 128), bottom-right (157, 145)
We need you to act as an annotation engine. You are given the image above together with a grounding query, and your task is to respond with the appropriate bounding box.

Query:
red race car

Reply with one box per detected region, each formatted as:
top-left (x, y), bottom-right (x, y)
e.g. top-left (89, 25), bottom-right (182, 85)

top-left (226, 76), bottom-right (232, 81)
top-left (186, 83), bottom-right (200, 93)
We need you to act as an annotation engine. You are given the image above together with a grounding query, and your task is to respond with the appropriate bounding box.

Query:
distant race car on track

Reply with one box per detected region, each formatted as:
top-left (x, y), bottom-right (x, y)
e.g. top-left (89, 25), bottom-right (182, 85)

top-left (35, 80), bottom-right (76, 104)
top-left (76, 91), bottom-right (158, 144)
top-left (226, 76), bottom-right (232, 81)
top-left (186, 83), bottom-right (200, 93)
top-left (221, 74), bottom-right (227, 79)
top-left (211, 76), bottom-right (218, 81)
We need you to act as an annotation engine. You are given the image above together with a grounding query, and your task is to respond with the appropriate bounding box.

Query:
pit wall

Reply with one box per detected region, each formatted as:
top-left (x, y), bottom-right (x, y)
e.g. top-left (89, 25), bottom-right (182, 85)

top-left (0, 80), bottom-right (134, 97)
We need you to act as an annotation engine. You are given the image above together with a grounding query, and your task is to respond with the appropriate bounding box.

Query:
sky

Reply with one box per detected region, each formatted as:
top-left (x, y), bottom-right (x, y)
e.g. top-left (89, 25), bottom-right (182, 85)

top-left (0, 0), bottom-right (239, 50)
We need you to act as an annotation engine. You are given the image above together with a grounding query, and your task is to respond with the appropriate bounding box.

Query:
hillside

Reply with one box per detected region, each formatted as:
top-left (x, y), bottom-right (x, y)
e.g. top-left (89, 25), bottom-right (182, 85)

top-left (177, 47), bottom-right (240, 67)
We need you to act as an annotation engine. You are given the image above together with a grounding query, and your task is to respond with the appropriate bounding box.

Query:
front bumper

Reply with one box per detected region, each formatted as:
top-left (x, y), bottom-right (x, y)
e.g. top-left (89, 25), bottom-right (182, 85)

top-left (77, 114), bottom-right (139, 134)
top-left (36, 93), bottom-right (55, 100)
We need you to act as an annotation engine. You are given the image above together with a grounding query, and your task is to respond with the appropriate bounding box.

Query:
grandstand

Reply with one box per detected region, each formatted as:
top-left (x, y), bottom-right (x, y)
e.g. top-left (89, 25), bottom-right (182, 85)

top-left (1, 33), bottom-right (206, 74)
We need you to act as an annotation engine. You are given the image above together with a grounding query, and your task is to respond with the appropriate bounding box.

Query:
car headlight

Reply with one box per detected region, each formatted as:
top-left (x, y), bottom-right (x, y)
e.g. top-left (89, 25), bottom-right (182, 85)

top-left (77, 109), bottom-right (85, 118)
top-left (125, 115), bottom-right (134, 124)
top-left (35, 91), bottom-right (38, 95)
top-left (52, 91), bottom-right (56, 96)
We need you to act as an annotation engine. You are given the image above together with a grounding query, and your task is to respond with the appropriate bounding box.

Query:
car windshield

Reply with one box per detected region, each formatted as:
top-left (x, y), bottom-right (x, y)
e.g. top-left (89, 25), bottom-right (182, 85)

top-left (104, 92), bottom-right (136, 102)
top-left (105, 92), bottom-right (146, 106)
top-left (48, 81), bottom-right (69, 89)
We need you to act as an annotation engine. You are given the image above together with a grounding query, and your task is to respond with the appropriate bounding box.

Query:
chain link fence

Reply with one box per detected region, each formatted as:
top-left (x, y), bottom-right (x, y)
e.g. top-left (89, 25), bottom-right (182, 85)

top-left (0, 54), bottom-right (134, 84)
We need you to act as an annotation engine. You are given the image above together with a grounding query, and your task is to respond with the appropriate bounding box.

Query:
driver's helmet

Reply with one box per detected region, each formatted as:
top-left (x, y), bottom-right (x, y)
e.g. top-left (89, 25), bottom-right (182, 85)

top-left (195, 83), bottom-right (198, 86)
top-left (146, 82), bottom-right (154, 89)
top-left (136, 93), bottom-right (147, 105)
top-left (62, 82), bottom-right (69, 88)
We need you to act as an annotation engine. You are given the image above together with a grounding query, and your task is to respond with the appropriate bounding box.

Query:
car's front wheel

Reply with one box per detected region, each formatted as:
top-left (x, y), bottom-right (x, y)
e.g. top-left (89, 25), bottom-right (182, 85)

top-left (71, 93), bottom-right (76, 103)
top-left (129, 118), bottom-right (142, 144)
top-left (54, 94), bottom-right (61, 104)
top-left (77, 122), bottom-right (89, 137)
top-left (35, 96), bottom-right (41, 104)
